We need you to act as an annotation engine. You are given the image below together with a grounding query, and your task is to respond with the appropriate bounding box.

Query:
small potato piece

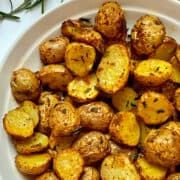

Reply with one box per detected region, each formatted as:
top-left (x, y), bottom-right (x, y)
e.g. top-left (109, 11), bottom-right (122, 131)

top-left (49, 101), bottom-right (80, 136)
top-left (134, 59), bottom-right (172, 86)
top-left (36, 171), bottom-right (58, 180)
top-left (169, 57), bottom-right (180, 84)
top-left (14, 132), bottom-right (49, 154)
top-left (39, 36), bottom-right (69, 64)
top-left (131, 15), bottom-right (165, 55)
top-left (11, 68), bottom-right (40, 102)
top-left (3, 108), bottom-right (34, 139)
top-left (100, 153), bottom-right (140, 180)
top-left (53, 149), bottom-right (84, 180)
top-left (167, 173), bottom-right (180, 180)
top-left (139, 121), bottom-right (151, 145)
top-left (175, 88), bottom-right (180, 111)
top-left (135, 157), bottom-right (167, 180)
top-left (109, 112), bottom-right (140, 146)
top-left (112, 87), bottom-right (138, 111)
top-left (96, 44), bottom-right (129, 94)
top-left (15, 153), bottom-right (51, 175)
top-left (38, 64), bottom-right (73, 91)
top-left (77, 101), bottom-right (114, 132)
top-left (73, 131), bottom-right (110, 165)
top-left (137, 91), bottom-right (173, 125)
top-left (81, 166), bottom-right (100, 180)
top-left (68, 73), bottom-right (99, 103)
top-left (65, 42), bottom-right (96, 77)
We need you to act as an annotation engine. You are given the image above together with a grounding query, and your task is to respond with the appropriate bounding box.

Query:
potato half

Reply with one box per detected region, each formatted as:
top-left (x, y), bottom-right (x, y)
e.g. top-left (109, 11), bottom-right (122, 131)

top-left (175, 88), bottom-right (180, 111)
top-left (81, 166), bottom-right (100, 180)
top-left (36, 171), bottom-right (58, 180)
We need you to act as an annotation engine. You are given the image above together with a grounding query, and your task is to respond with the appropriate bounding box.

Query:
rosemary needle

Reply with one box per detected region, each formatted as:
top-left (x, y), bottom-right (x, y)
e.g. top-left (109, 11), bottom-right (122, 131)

top-left (0, 11), bottom-right (20, 20)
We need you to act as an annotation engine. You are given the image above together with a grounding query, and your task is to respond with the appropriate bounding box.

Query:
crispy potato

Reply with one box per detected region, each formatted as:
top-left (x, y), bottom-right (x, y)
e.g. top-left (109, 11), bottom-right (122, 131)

top-left (135, 157), bottom-right (167, 180)
top-left (167, 173), bottom-right (180, 180)
top-left (96, 44), bottom-right (130, 94)
top-left (65, 42), bottom-right (96, 77)
top-left (95, 1), bottom-right (126, 40)
top-left (144, 121), bottom-right (180, 167)
top-left (130, 59), bottom-right (139, 75)
top-left (61, 20), bottom-right (104, 53)
top-left (14, 132), bottom-right (49, 154)
top-left (109, 112), bottom-right (140, 146)
top-left (49, 101), bottom-right (80, 136)
top-left (139, 121), bottom-right (151, 145)
top-left (11, 68), bottom-right (40, 102)
top-left (112, 87), bottom-right (138, 111)
top-left (73, 131), bottom-right (110, 165)
top-left (137, 91), bottom-right (173, 125)
top-left (68, 73), bottom-right (99, 103)
top-left (53, 149), bottom-right (84, 180)
top-left (3, 108), bottom-right (34, 139)
top-left (36, 171), bottom-right (58, 180)
top-left (131, 14), bottom-right (166, 55)
top-left (100, 153), bottom-right (140, 180)
top-left (134, 59), bottom-right (172, 86)
top-left (77, 101), bottom-right (114, 132)
top-left (175, 88), bottom-right (180, 111)
top-left (38, 64), bottom-right (73, 91)
top-left (81, 166), bottom-right (100, 180)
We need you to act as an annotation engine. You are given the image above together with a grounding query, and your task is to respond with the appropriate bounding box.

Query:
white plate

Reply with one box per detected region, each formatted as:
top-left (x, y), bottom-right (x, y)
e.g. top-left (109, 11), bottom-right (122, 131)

top-left (0, 0), bottom-right (180, 179)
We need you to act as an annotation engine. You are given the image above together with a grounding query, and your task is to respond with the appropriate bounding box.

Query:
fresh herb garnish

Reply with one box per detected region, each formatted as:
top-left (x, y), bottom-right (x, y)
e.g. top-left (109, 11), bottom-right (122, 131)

top-left (126, 100), bottom-right (130, 107)
top-left (79, 17), bottom-right (91, 23)
top-left (130, 101), bottom-right (136, 107)
top-left (153, 98), bottom-right (158, 102)
top-left (84, 88), bottom-right (91, 94)
top-left (142, 101), bottom-right (147, 108)
top-left (156, 109), bottom-right (165, 113)
top-left (90, 107), bottom-right (99, 113)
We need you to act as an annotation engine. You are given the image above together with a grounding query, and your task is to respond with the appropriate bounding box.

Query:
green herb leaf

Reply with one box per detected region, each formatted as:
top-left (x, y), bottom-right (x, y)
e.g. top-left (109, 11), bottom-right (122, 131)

top-left (156, 109), bottom-right (165, 114)
top-left (0, 11), bottom-right (20, 20)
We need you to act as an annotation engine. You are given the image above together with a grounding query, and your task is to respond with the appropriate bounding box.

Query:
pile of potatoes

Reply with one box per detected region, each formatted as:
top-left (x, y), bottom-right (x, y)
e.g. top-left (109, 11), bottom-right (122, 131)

top-left (3, 1), bottom-right (180, 180)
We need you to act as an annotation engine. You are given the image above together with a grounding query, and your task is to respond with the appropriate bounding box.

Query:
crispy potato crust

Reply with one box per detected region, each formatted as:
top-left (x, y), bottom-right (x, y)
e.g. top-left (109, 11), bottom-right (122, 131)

top-left (36, 171), bottom-right (59, 180)
top-left (167, 173), bottom-right (180, 180)
top-left (81, 166), bottom-right (100, 180)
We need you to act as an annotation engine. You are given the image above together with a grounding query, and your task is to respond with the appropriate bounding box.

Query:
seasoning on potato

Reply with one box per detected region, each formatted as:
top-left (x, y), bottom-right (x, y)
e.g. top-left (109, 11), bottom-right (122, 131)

top-left (139, 121), bottom-right (151, 145)
top-left (167, 173), bottom-right (180, 180)
top-left (81, 166), bottom-right (100, 180)
top-left (36, 171), bottom-right (59, 180)
top-left (175, 88), bottom-right (180, 111)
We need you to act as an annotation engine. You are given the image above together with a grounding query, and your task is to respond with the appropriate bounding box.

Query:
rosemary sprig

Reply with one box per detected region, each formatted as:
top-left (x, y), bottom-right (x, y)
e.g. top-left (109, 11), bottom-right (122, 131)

top-left (0, 11), bottom-right (20, 20)
top-left (8, 0), bottom-right (13, 11)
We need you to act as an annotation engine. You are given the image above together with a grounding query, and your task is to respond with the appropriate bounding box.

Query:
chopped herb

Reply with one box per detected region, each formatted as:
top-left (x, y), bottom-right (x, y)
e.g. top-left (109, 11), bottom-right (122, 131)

top-left (84, 88), bottom-right (91, 94)
top-left (126, 100), bottom-right (130, 107)
top-left (156, 109), bottom-right (165, 113)
top-left (130, 153), bottom-right (143, 161)
top-left (155, 66), bottom-right (160, 72)
top-left (61, 108), bottom-right (67, 114)
top-left (142, 101), bottom-right (147, 108)
top-left (153, 98), bottom-right (158, 102)
top-left (79, 17), bottom-right (91, 22)
top-left (90, 107), bottom-right (99, 113)
top-left (130, 102), bottom-right (136, 107)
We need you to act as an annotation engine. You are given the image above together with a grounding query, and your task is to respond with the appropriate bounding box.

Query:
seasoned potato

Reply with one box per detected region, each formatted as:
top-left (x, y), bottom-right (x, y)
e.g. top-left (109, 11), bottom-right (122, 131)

top-left (81, 166), bottom-right (100, 180)
top-left (3, 108), bottom-right (34, 139)
top-left (167, 173), bottom-right (180, 180)
top-left (112, 87), bottom-right (138, 111)
top-left (49, 101), bottom-right (80, 136)
top-left (139, 121), bottom-right (151, 145)
top-left (36, 171), bottom-right (58, 180)
top-left (175, 88), bottom-right (180, 111)
top-left (73, 131), bottom-right (110, 164)
top-left (61, 20), bottom-right (104, 53)
top-left (14, 132), bottom-right (49, 154)
top-left (96, 44), bottom-right (130, 94)
top-left (38, 64), bottom-right (73, 91)
top-left (134, 59), bottom-right (172, 86)
top-left (68, 73), bottom-right (99, 103)
top-left (109, 112), bottom-right (140, 146)
top-left (131, 14), bottom-right (166, 55)
top-left (11, 68), bottom-right (40, 102)
top-left (15, 153), bottom-right (51, 175)
top-left (175, 45), bottom-right (180, 63)
top-left (77, 101), bottom-right (114, 132)
top-left (135, 157), bottom-right (167, 180)
top-left (130, 59), bottom-right (139, 75)
top-left (137, 91), bottom-right (173, 125)
top-left (53, 149), bottom-right (84, 180)
top-left (95, 1), bottom-right (126, 40)
top-left (100, 153), bottom-right (140, 180)
top-left (65, 42), bottom-right (96, 77)
top-left (144, 121), bottom-right (180, 167)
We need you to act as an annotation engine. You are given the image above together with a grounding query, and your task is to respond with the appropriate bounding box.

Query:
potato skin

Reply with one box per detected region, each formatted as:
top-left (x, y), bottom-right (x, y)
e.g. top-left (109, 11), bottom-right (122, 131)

top-left (36, 171), bottom-right (59, 180)
top-left (39, 36), bottom-right (69, 64)
top-left (167, 173), bottom-right (180, 180)
top-left (175, 88), bottom-right (180, 111)
top-left (77, 101), bottom-right (114, 132)
top-left (131, 14), bottom-right (166, 55)
top-left (81, 166), bottom-right (100, 180)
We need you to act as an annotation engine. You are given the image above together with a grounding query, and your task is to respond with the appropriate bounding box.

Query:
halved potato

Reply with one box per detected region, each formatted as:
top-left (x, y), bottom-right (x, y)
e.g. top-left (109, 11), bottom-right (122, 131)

top-left (139, 121), bottom-right (151, 145)
top-left (36, 171), bottom-right (58, 180)
top-left (175, 88), bottom-right (180, 111)
top-left (81, 166), bottom-right (100, 180)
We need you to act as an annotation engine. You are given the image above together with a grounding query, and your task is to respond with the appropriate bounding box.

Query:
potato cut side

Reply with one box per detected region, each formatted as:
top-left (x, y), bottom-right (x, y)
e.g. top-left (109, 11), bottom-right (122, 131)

top-left (175, 88), bottom-right (180, 111)
top-left (170, 64), bottom-right (180, 84)
top-left (81, 166), bottom-right (100, 180)
top-left (36, 171), bottom-right (59, 180)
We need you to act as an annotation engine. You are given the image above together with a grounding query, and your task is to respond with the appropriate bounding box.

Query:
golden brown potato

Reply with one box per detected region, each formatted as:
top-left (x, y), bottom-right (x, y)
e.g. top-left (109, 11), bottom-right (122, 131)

top-left (53, 149), bottom-right (84, 180)
top-left (11, 68), bottom-right (40, 102)
top-left (144, 121), bottom-right (180, 167)
top-left (39, 36), bottom-right (69, 64)
top-left (15, 153), bottom-right (51, 175)
top-left (81, 166), bottom-right (100, 180)
top-left (96, 44), bottom-right (130, 94)
top-left (109, 111), bottom-right (140, 146)
top-left (167, 173), bottom-right (180, 180)
top-left (49, 101), bottom-right (80, 136)
top-left (73, 131), bottom-right (110, 165)
top-left (139, 121), bottom-right (151, 145)
top-left (36, 171), bottom-right (59, 180)
top-left (130, 59), bottom-right (139, 75)
top-left (100, 153), bottom-right (140, 180)
top-left (175, 45), bottom-right (180, 63)
top-left (137, 91), bottom-right (173, 125)
top-left (77, 101), bottom-right (114, 132)
top-left (65, 42), bottom-right (96, 77)
top-left (68, 73), bottom-right (99, 103)
top-left (175, 88), bottom-right (180, 111)
top-left (131, 14), bottom-right (166, 55)
top-left (38, 64), bottom-right (73, 91)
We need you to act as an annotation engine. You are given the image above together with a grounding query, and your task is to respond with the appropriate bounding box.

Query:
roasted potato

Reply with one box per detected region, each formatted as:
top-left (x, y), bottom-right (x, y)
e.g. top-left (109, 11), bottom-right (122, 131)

top-left (137, 91), bottom-right (173, 125)
top-left (96, 44), bottom-right (130, 94)
top-left (139, 121), bottom-right (151, 145)
top-left (49, 101), bottom-right (80, 136)
top-left (65, 42), bottom-right (96, 77)
top-left (68, 73), bottom-right (99, 103)
top-left (15, 153), bottom-right (51, 175)
top-left (53, 149), bottom-right (84, 180)
top-left (134, 59), bottom-right (172, 86)
top-left (73, 131), bottom-right (110, 164)
top-left (131, 14), bottom-right (166, 55)
top-left (39, 36), bottom-right (69, 64)
top-left (38, 64), bottom-right (73, 91)
top-left (175, 88), bottom-right (180, 111)
top-left (36, 171), bottom-right (58, 180)
top-left (109, 111), bottom-right (140, 146)
top-left (130, 59), bottom-right (139, 75)
top-left (11, 68), bottom-right (40, 102)
top-left (77, 101), bottom-right (114, 132)
top-left (167, 173), bottom-right (180, 180)
top-left (81, 166), bottom-right (100, 180)
top-left (100, 153), bottom-right (140, 180)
